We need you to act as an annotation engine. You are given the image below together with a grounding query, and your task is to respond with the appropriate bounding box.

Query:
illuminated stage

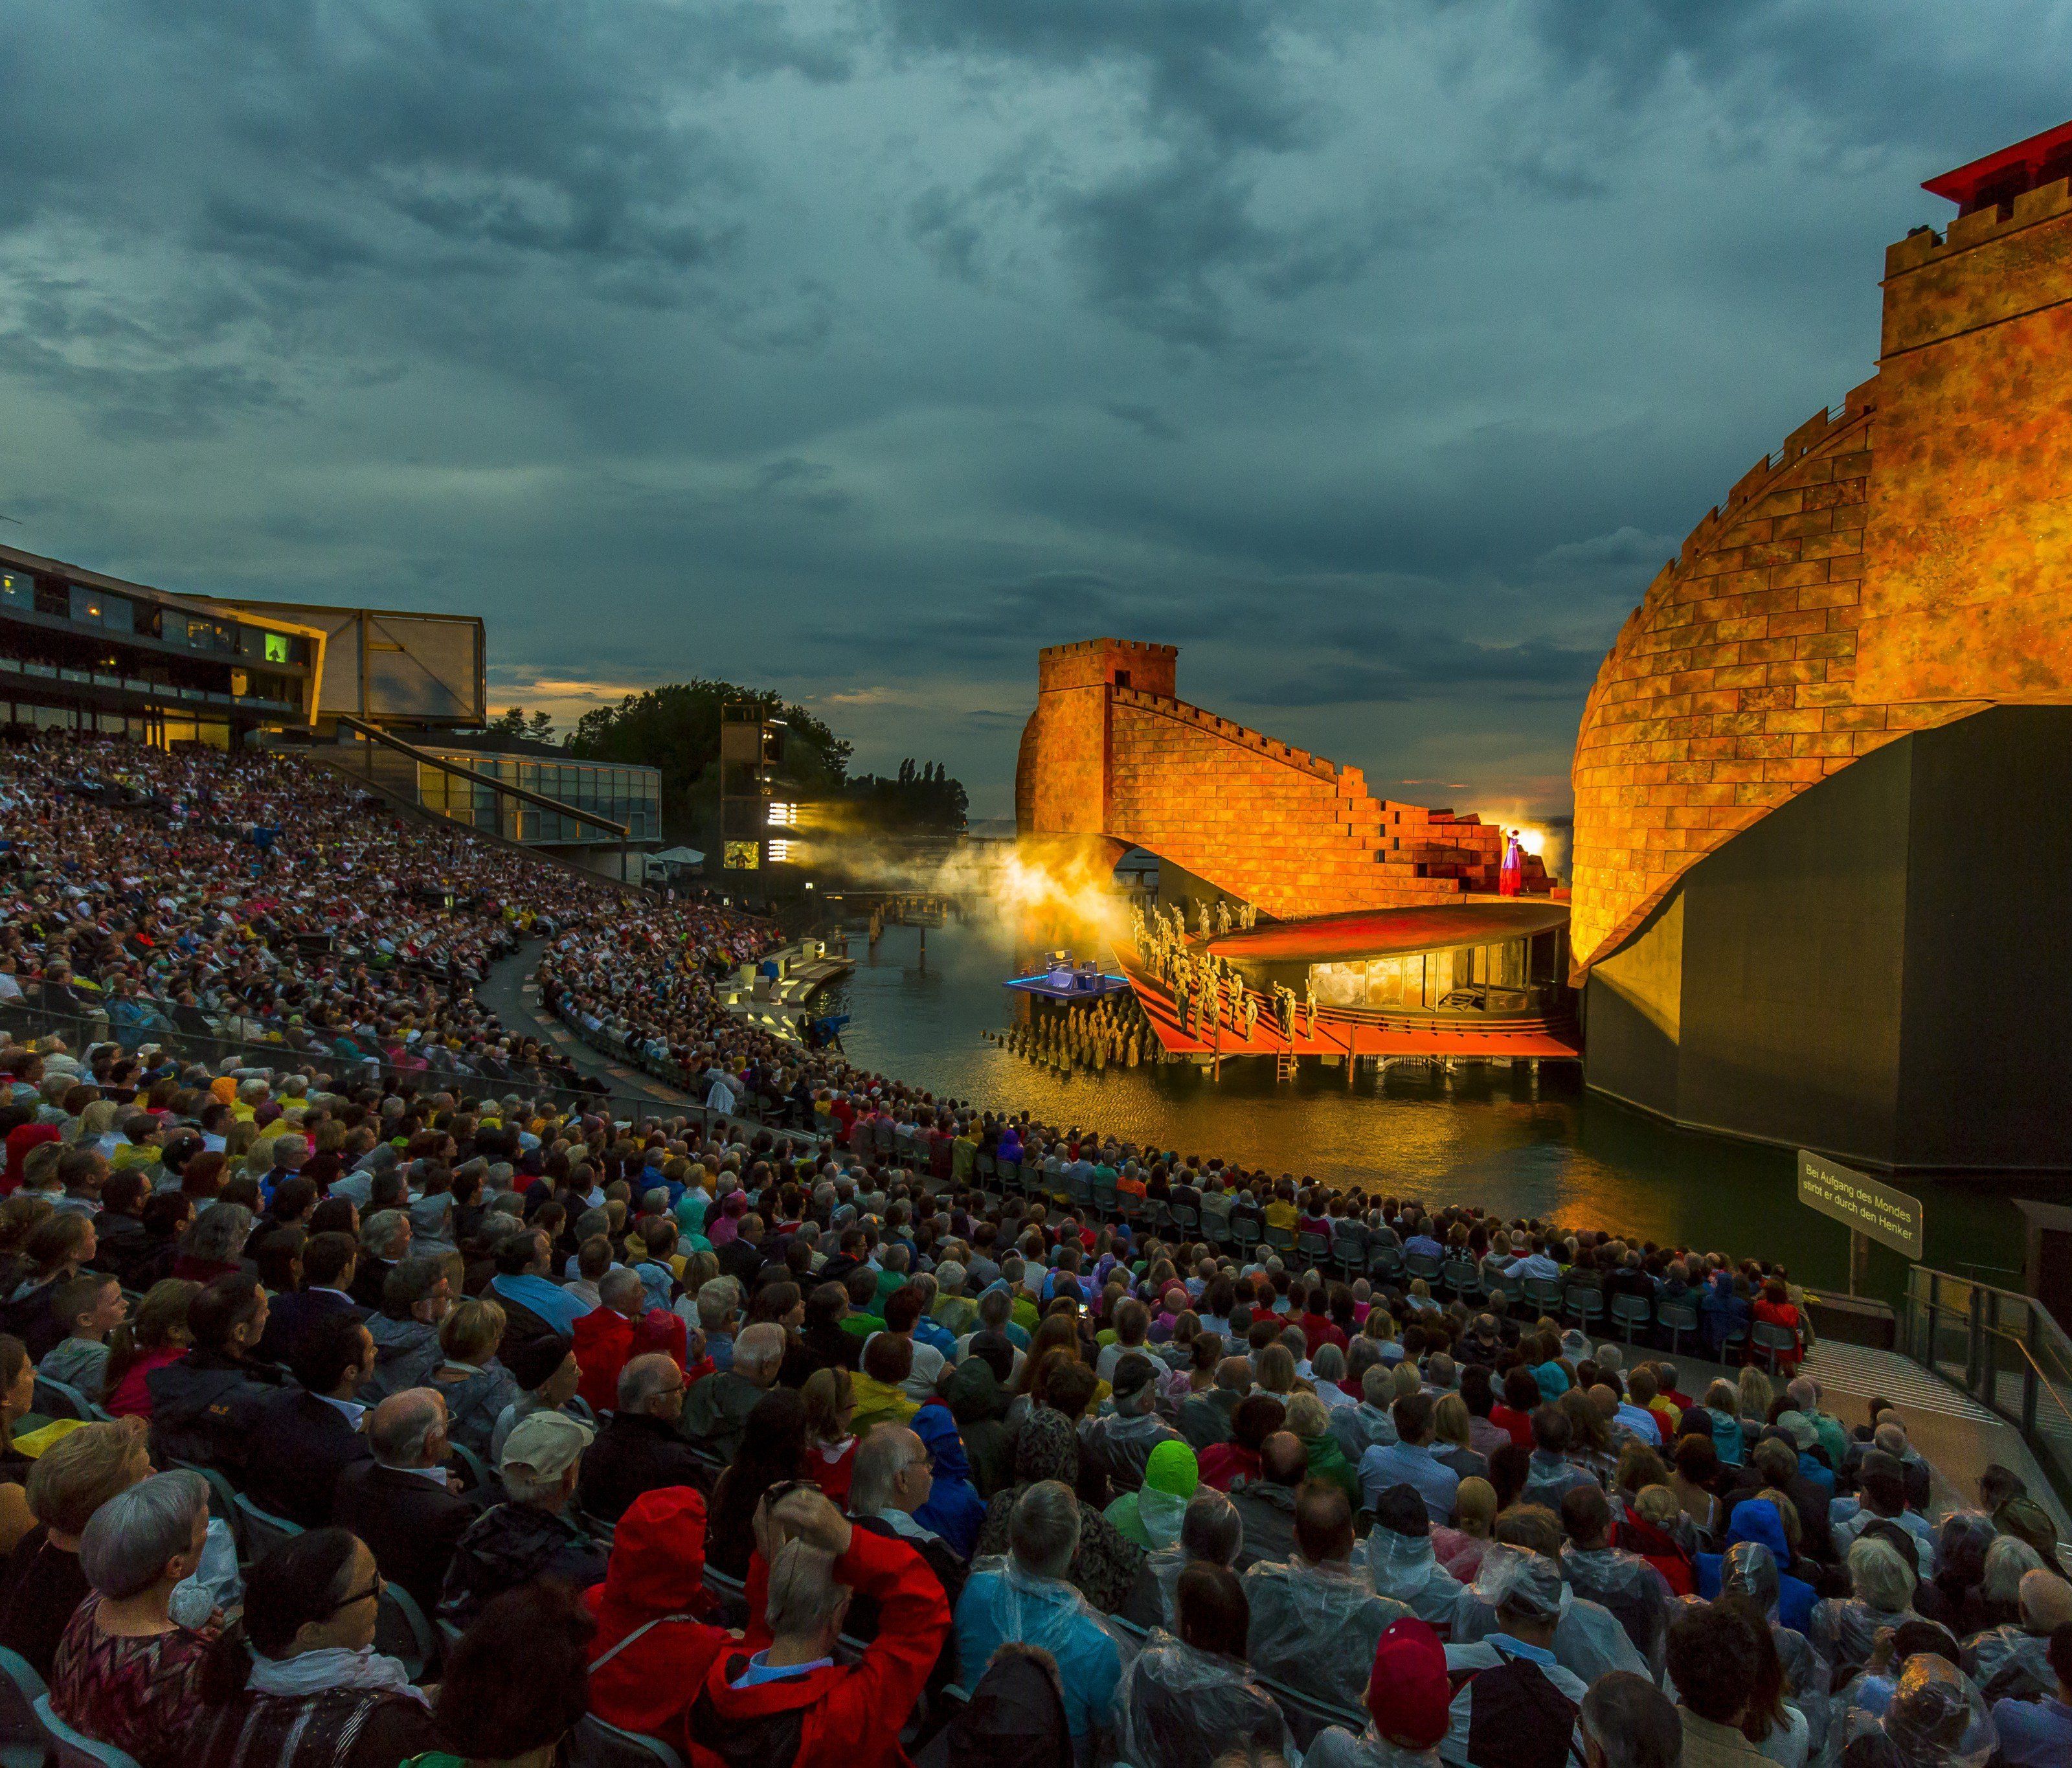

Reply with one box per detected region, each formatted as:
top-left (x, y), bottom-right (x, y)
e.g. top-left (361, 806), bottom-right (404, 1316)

top-left (1004, 955), bottom-right (1134, 1002)
top-left (1112, 940), bottom-right (1581, 1065)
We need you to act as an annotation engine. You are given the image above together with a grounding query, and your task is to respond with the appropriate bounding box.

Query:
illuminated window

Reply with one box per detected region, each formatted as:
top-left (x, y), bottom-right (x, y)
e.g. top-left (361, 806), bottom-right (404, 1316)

top-left (264, 631), bottom-right (289, 663)
top-left (0, 572), bottom-right (30, 609)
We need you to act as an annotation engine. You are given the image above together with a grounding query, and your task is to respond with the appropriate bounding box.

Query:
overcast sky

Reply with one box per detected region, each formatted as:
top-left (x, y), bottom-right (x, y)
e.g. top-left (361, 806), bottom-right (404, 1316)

top-left (2, 1), bottom-right (2062, 822)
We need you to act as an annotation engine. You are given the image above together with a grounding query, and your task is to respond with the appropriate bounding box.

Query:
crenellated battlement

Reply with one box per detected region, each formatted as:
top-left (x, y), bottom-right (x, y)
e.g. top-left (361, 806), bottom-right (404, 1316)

top-left (1111, 686), bottom-right (1339, 782)
top-left (1884, 176), bottom-right (2072, 276)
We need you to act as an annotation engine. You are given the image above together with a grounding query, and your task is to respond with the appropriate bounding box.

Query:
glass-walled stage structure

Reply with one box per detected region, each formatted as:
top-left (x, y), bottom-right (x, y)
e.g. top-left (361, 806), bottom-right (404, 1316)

top-left (361, 732), bottom-right (660, 854)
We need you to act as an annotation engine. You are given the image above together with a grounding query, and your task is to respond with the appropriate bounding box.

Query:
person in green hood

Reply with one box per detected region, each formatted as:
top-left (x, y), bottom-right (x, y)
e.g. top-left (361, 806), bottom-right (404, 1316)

top-left (1106, 1439), bottom-right (1200, 1550)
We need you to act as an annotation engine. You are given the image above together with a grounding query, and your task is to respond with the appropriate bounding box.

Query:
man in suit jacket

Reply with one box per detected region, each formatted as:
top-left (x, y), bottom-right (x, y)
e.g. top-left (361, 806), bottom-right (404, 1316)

top-left (253, 1230), bottom-right (367, 1367)
top-left (243, 1312), bottom-right (377, 1527)
top-left (333, 1387), bottom-right (478, 1616)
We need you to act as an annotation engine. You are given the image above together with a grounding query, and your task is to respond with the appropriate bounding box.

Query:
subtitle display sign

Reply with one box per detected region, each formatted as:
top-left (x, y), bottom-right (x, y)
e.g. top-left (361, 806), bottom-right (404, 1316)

top-left (1797, 1150), bottom-right (1923, 1260)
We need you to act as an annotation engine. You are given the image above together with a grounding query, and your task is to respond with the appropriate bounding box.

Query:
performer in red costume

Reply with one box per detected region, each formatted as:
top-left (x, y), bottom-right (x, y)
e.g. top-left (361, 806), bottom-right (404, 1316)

top-left (1498, 829), bottom-right (1524, 896)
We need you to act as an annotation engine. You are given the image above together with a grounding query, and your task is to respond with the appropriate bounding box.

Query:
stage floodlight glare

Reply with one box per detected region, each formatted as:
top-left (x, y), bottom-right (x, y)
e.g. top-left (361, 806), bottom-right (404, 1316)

top-left (768, 839), bottom-right (794, 863)
top-left (768, 802), bottom-right (798, 826)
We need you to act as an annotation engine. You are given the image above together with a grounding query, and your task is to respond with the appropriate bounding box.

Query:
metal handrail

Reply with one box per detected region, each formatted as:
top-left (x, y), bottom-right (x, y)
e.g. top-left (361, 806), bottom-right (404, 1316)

top-left (1904, 1265), bottom-right (2072, 1510)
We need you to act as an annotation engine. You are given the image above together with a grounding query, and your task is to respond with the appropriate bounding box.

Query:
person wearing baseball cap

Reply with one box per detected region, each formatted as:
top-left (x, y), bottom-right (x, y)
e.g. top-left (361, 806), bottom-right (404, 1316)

top-left (1307, 1616), bottom-right (1454, 1767)
top-left (1081, 1352), bottom-right (1182, 1488)
top-left (436, 1410), bottom-right (607, 1629)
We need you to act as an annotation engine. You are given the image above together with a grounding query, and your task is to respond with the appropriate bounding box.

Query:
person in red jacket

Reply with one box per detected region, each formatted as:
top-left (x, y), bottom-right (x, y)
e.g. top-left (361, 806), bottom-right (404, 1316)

top-left (583, 1486), bottom-right (729, 1749)
top-left (686, 1485), bottom-right (949, 1768)
top-left (572, 1269), bottom-right (690, 1412)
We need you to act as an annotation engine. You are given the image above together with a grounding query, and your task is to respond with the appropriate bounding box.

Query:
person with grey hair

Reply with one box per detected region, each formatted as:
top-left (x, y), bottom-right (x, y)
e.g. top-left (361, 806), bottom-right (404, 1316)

top-left (332, 1387), bottom-right (475, 1615)
top-left (954, 1480), bottom-right (1123, 1759)
top-left (686, 1485), bottom-right (951, 1762)
top-left (577, 1350), bottom-right (703, 1524)
top-left (690, 1276), bottom-right (739, 1371)
top-left (1311, 1341), bottom-right (1353, 1411)
top-left (353, 1207), bottom-right (414, 1309)
top-left (50, 1469), bottom-right (218, 1766)
top-left (1147, 1488), bottom-right (1244, 1624)
top-left (932, 1261), bottom-right (977, 1337)
top-left (686, 1319), bottom-right (783, 1462)
top-left (361, 1255), bottom-right (454, 1401)
top-left (1581, 1671), bottom-right (1683, 1768)
top-left (849, 1422), bottom-right (967, 1616)
top-left (1330, 1362), bottom-right (1402, 1465)
top-left (1081, 1352), bottom-right (1182, 1488)
top-left (182, 1199), bottom-right (254, 1271)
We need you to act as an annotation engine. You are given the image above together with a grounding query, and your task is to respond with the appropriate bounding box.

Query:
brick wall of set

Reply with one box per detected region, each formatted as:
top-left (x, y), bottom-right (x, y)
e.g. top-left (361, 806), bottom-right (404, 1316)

top-left (1568, 172), bottom-right (2072, 973)
top-left (1017, 639), bottom-right (1549, 922)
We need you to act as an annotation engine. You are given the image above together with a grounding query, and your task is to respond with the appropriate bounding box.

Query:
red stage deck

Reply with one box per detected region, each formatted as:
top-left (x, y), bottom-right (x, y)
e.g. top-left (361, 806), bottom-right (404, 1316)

top-left (1112, 945), bottom-right (1581, 1061)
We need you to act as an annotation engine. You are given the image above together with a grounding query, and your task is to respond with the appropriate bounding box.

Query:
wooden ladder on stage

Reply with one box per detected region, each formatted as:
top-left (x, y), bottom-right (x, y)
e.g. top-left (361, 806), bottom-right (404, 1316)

top-left (1275, 1047), bottom-right (1297, 1084)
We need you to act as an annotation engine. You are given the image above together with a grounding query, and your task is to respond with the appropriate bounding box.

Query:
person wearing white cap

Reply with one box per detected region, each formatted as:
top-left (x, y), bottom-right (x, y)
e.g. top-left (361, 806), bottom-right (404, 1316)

top-left (436, 1410), bottom-right (608, 1629)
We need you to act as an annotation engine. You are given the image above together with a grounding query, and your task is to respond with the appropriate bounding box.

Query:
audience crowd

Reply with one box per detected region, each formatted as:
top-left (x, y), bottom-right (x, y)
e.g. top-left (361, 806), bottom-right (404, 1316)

top-left (0, 729), bottom-right (2062, 1768)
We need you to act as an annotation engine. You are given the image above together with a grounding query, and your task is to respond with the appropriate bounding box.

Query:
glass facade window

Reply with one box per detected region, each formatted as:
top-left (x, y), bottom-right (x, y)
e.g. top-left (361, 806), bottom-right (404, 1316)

top-left (411, 749), bottom-right (659, 846)
top-left (67, 587), bottom-right (136, 631)
top-left (0, 571), bottom-right (30, 609)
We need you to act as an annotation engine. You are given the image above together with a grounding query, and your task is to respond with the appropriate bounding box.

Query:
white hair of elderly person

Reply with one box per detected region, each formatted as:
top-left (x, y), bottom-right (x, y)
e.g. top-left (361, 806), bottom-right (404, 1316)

top-left (1809, 1536), bottom-right (1920, 1681)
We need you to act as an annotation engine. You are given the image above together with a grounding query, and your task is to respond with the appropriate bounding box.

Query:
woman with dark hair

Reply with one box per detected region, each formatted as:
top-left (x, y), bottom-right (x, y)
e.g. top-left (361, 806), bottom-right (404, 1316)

top-left (1117, 1562), bottom-right (1294, 1768)
top-left (254, 1227), bottom-right (307, 1299)
top-left (188, 1527), bottom-right (435, 1768)
top-left (705, 1387), bottom-right (809, 1579)
top-left (410, 1581), bottom-right (592, 1768)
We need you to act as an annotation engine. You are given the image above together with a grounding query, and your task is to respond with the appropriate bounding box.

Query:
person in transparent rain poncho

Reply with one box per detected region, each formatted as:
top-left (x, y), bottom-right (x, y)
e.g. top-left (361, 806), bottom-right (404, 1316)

top-left (1115, 1562), bottom-right (1296, 1768)
top-left (1305, 1618), bottom-right (1456, 1768)
top-left (1961, 1567), bottom-right (2072, 1703)
top-left (1106, 1439), bottom-right (1199, 1552)
top-left (953, 1481), bottom-right (1129, 1768)
top-left (1828, 1621), bottom-right (1983, 1765)
top-left (1366, 1482), bottom-right (1465, 1633)
top-left (1241, 1479), bottom-right (1410, 1713)
top-left (1841, 1651), bottom-right (1997, 1768)
top-left (1812, 1537), bottom-right (1921, 1686)
top-left (1558, 1483), bottom-right (1674, 1675)
top-left (1712, 1538), bottom-right (1832, 1760)
top-left (1147, 1488), bottom-right (1244, 1627)
top-left (1449, 1507), bottom-right (1650, 1685)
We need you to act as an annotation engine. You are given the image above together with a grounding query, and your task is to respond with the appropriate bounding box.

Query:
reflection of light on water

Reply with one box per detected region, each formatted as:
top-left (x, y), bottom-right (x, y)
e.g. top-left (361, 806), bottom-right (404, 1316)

top-left (822, 911), bottom-right (2022, 1297)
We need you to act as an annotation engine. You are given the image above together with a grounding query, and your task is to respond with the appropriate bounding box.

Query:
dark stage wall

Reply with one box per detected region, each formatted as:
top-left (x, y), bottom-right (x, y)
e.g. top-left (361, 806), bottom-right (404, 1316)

top-left (1582, 707), bottom-right (2072, 1173)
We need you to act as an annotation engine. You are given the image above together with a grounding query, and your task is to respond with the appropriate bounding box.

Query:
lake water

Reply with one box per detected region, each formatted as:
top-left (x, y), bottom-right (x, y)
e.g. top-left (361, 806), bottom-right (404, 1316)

top-left (819, 914), bottom-right (2031, 1308)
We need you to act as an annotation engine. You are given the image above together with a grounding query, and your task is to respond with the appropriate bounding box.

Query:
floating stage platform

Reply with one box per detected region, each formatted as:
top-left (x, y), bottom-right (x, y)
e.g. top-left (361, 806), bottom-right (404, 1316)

top-left (1005, 956), bottom-right (1134, 1003)
top-left (1112, 942), bottom-right (1581, 1065)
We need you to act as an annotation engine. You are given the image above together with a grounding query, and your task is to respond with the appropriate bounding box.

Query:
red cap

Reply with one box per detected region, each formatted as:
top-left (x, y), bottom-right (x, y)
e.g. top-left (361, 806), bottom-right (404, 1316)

top-left (1365, 1617), bottom-right (1451, 1749)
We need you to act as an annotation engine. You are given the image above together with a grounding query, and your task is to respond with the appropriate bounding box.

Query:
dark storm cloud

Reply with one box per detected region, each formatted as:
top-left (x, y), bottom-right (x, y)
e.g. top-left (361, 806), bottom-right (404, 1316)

top-left (0, 0), bottom-right (2053, 820)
